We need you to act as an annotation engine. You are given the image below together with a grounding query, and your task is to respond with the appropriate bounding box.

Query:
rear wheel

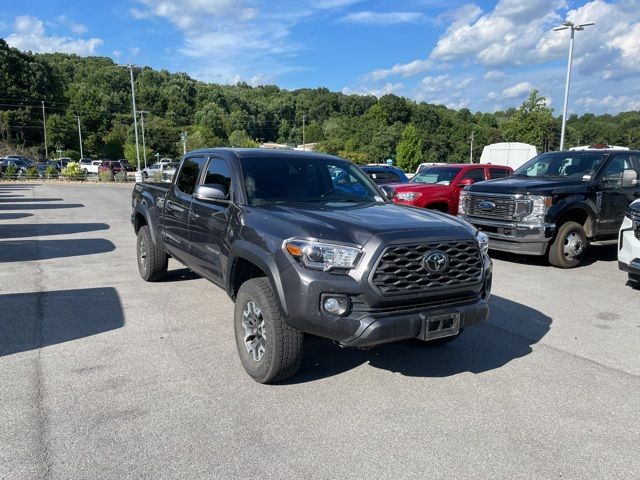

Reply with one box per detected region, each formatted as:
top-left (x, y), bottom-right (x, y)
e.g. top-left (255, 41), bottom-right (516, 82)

top-left (136, 225), bottom-right (168, 281)
top-left (548, 221), bottom-right (588, 268)
top-left (234, 278), bottom-right (303, 383)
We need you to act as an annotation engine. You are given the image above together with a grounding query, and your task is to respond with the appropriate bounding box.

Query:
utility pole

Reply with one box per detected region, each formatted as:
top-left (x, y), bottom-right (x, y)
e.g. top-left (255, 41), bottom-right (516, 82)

top-left (76, 116), bottom-right (84, 159)
top-left (302, 114), bottom-right (307, 151)
top-left (41, 101), bottom-right (48, 159)
top-left (469, 130), bottom-right (474, 163)
top-left (180, 132), bottom-right (188, 155)
top-left (139, 111), bottom-right (149, 168)
top-left (119, 64), bottom-right (141, 171)
top-left (554, 20), bottom-right (594, 151)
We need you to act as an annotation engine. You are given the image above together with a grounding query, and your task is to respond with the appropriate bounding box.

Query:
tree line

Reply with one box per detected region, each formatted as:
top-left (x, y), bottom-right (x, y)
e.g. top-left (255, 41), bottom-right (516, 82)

top-left (1, 39), bottom-right (639, 172)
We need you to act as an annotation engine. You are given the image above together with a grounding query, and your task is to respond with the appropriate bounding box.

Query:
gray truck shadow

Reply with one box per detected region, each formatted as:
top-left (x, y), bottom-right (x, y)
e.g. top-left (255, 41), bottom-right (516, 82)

top-left (0, 287), bottom-right (124, 356)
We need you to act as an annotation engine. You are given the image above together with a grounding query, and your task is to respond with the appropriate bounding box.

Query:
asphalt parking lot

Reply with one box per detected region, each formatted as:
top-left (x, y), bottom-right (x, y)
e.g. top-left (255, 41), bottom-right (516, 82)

top-left (1, 182), bottom-right (639, 480)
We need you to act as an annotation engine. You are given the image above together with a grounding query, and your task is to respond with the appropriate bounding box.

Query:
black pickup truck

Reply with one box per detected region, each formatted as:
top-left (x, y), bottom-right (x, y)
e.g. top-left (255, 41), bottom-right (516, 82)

top-left (132, 148), bottom-right (492, 383)
top-left (459, 149), bottom-right (640, 268)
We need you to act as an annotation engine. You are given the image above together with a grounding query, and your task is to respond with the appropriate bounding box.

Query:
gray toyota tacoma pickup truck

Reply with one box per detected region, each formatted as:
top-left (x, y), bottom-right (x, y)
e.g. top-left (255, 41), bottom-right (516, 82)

top-left (132, 148), bottom-right (492, 383)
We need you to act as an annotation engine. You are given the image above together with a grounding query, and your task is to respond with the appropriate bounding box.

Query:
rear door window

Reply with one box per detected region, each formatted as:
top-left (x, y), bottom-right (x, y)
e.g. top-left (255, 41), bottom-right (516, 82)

top-left (176, 157), bottom-right (205, 195)
top-left (461, 168), bottom-right (486, 182)
top-left (489, 168), bottom-right (510, 179)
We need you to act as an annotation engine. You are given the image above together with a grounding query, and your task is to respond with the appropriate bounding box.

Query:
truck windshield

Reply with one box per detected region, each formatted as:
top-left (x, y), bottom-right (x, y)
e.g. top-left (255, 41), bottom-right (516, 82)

top-left (240, 156), bottom-right (383, 205)
top-left (411, 167), bottom-right (460, 185)
top-left (514, 152), bottom-right (607, 178)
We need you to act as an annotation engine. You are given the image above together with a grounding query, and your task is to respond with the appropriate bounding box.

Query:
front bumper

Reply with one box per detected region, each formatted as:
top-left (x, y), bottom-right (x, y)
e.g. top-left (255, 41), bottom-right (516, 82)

top-left (459, 215), bottom-right (555, 256)
top-left (279, 255), bottom-right (492, 347)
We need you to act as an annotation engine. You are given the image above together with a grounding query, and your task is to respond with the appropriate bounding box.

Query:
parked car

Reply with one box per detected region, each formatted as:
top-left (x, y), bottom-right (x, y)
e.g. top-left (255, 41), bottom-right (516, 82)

top-left (161, 162), bottom-right (180, 183)
top-left (119, 159), bottom-right (135, 172)
top-left (2, 154), bottom-right (34, 165)
top-left (78, 158), bottom-right (93, 171)
top-left (459, 149), bottom-right (640, 268)
top-left (618, 199), bottom-right (640, 287)
top-left (387, 164), bottom-right (512, 215)
top-left (0, 158), bottom-right (31, 174)
top-left (98, 160), bottom-right (125, 177)
top-left (361, 165), bottom-right (409, 185)
top-left (59, 157), bottom-right (72, 168)
top-left (479, 142), bottom-right (538, 171)
top-left (45, 159), bottom-right (63, 171)
top-left (141, 163), bottom-right (167, 180)
top-left (84, 160), bottom-right (102, 175)
top-left (132, 149), bottom-right (492, 383)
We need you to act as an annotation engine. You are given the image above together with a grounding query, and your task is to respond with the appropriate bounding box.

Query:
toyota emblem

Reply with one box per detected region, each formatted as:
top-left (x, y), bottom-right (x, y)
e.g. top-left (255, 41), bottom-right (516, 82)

top-left (423, 250), bottom-right (449, 274)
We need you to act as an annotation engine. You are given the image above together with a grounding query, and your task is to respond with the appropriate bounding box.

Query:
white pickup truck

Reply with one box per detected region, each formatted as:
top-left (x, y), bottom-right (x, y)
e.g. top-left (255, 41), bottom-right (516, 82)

top-left (618, 199), bottom-right (640, 287)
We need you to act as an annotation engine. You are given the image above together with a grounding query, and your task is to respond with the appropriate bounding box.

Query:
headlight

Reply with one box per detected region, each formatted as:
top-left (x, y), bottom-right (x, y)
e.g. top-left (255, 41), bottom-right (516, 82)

top-left (284, 239), bottom-right (362, 271)
top-left (477, 231), bottom-right (489, 256)
top-left (458, 190), bottom-right (469, 215)
top-left (520, 195), bottom-right (552, 224)
top-left (396, 192), bottom-right (421, 201)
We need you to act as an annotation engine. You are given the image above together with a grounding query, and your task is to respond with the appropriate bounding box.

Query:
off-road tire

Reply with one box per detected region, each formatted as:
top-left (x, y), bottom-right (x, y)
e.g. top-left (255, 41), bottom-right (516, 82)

top-left (548, 221), bottom-right (588, 268)
top-left (136, 225), bottom-right (168, 281)
top-left (234, 278), bottom-right (303, 383)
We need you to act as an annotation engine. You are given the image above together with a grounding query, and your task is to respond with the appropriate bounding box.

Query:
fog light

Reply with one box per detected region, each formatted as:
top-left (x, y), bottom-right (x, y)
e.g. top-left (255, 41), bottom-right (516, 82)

top-left (321, 294), bottom-right (350, 316)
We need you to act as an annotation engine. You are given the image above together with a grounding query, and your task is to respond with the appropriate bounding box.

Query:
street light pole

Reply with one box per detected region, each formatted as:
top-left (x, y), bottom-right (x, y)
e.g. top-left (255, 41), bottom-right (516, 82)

top-left (76, 116), bottom-right (84, 159)
top-left (120, 64), bottom-right (141, 172)
top-left (41, 101), bottom-right (48, 159)
top-left (554, 20), bottom-right (594, 151)
top-left (139, 111), bottom-right (149, 169)
top-left (302, 114), bottom-right (307, 151)
top-left (469, 130), bottom-right (474, 163)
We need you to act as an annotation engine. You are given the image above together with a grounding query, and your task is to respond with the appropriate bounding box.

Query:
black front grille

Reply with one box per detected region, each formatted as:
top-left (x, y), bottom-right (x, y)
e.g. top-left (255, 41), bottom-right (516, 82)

top-left (371, 241), bottom-right (483, 294)
top-left (467, 194), bottom-right (515, 220)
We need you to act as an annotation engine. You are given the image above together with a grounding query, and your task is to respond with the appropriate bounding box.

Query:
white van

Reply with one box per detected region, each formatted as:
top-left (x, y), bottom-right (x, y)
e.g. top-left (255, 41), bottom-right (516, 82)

top-left (479, 142), bottom-right (537, 170)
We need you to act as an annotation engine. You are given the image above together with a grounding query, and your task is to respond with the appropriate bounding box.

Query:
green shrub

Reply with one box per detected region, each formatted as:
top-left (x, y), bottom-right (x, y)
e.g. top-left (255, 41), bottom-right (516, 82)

top-left (3, 165), bottom-right (17, 178)
top-left (44, 166), bottom-right (58, 178)
top-left (152, 170), bottom-right (163, 182)
top-left (99, 171), bottom-right (112, 182)
top-left (62, 162), bottom-right (86, 181)
top-left (114, 171), bottom-right (127, 182)
top-left (26, 167), bottom-right (38, 178)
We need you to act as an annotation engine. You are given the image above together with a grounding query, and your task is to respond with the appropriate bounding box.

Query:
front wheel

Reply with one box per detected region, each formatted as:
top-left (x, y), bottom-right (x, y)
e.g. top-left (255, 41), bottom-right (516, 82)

top-left (548, 221), bottom-right (588, 268)
top-left (234, 278), bottom-right (303, 383)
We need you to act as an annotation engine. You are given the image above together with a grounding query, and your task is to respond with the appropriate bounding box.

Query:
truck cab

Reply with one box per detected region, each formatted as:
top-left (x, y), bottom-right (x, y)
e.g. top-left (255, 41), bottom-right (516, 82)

top-left (459, 150), bottom-right (640, 268)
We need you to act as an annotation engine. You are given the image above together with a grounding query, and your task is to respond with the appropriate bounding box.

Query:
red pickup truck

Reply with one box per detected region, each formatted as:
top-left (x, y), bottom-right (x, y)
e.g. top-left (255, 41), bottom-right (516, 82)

top-left (387, 163), bottom-right (512, 215)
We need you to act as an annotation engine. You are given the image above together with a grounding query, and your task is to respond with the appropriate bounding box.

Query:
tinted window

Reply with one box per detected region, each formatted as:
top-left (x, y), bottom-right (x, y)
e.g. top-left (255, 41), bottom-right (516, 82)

top-left (602, 154), bottom-right (636, 188)
top-left (366, 170), bottom-right (401, 184)
top-left (515, 152), bottom-right (607, 178)
top-left (241, 156), bottom-right (381, 205)
top-left (462, 169), bottom-right (486, 182)
top-left (411, 167), bottom-right (460, 185)
top-left (203, 158), bottom-right (232, 199)
top-left (176, 157), bottom-right (205, 195)
top-left (489, 168), bottom-right (510, 179)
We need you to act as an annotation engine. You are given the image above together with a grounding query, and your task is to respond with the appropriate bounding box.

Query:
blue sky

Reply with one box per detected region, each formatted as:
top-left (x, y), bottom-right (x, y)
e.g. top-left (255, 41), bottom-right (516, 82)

top-left (2, 0), bottom-right (640, 114)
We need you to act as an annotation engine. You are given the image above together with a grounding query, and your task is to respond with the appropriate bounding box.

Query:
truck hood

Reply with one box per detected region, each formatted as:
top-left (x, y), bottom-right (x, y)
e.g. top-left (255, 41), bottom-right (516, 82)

top-left (252, 201), bottom-right (475, 246)
top-left (469, 176), bottom-right (591, 195)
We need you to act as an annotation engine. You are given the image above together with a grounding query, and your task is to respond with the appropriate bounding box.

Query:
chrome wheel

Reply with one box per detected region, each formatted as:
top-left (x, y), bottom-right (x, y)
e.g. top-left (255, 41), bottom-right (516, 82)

top-left (242, 301), bottom-right (266, 362)
top-left (139, 236), bottom-right (148, 272)
top-left (563, 231), bottom-right (584, 259)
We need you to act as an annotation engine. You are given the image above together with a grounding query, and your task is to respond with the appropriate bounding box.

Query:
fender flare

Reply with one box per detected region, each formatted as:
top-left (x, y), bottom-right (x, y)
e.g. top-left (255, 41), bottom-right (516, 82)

top-left (226, 240), bottom-right (289, 316)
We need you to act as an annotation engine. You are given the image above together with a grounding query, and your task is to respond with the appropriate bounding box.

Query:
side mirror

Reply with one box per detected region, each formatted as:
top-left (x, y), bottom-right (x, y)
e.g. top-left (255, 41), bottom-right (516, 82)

top-left (458, 178), bottom-right (475, 187)
top-left (380, 185), bottom-right (396, 200)
top-left (621, 169), bottom-right (638, 188)
top-left (194, 184), bottom-right (227, 201)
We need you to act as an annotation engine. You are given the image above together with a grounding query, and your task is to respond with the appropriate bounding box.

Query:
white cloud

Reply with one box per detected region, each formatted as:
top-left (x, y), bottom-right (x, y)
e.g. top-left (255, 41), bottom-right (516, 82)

top-left (56, 15), bottom-right (88, 34)
top-left (6, 15), bottom-right (102, 55)
top-left (576, 95), bottom-right (640, 112)
top-left (131, 0), bottom-right (359, 83)
top-left (342, 82), bottom-right (404, 98)
top-left (341, 11), bottom-right (423, 25)
top-left (363, 59), bottom-right (433, 81)
top-left (484, 70), bottom-right (506, 82)
top-left (502, 81), bottom-right (534, 98)
top-left (112, 50), bottom-right (123, 58)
